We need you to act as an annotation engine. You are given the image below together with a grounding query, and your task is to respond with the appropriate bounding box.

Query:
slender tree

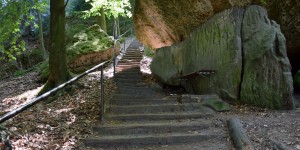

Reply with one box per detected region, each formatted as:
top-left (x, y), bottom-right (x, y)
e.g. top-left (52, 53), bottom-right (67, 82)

top-left (97, 7), bottom-right (107, 32)
top-left (38, 0), bottom-right (70, 95)
top-left (37, 9), bottom-right (48, 60)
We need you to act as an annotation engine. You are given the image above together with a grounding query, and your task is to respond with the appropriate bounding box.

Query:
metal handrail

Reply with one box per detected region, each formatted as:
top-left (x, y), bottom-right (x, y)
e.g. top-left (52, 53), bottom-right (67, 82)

top-left (112, 25), bottom-right (133, 75)
top-left (0, 60), bottom-right (109, 124)
top-left (0, 25), bottom-right (134, 124)
top-left (119, 27), bottom-right (133, 39)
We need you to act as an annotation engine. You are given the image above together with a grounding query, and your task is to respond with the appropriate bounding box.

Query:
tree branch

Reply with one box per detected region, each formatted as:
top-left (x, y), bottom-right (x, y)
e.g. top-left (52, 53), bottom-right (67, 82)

top-left (64, 0), bottom-right (69, 9)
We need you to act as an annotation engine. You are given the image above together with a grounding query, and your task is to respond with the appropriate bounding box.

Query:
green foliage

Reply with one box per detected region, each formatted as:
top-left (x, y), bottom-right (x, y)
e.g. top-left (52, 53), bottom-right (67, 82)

top-left (67, 24), bottom-right (114, 62)
top-left (13, 67), bottom-right (35, 77)
top-left (143, 46), bottom-right (155, 58)
top-left (0, 0), bottom-right (49, 61)
top-left (84, 0), bottom-right (132, 19)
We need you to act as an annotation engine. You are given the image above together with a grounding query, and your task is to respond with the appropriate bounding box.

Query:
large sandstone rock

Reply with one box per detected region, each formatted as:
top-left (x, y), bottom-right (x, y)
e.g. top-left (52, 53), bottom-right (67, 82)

top-left (134, 0), bottom-right (300, 75)
top-left (260, 0), bottom-right (300, 74)
top-left (240, 6), bottom-right (294, 109)
top-left (151, 8), bottom-right (244, 101)
top-left (133, 0), bottom-right (252, 49)
top-left (150, 6), bottom-right (294, 109)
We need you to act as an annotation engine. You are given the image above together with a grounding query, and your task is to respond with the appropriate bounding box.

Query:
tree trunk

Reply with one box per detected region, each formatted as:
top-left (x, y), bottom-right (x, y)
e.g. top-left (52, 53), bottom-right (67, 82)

top-left (117, 16), bottom-right (120, 37)
top-left (38, 0), bottom-right (70, 95)
top-left (37, 9), bottom-right (48, 60)
top-left (97, 7), bottom-right (107, 33)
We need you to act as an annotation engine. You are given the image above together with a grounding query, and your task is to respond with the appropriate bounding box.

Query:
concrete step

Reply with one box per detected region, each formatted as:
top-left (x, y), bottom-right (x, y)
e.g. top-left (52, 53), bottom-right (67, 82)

top-left (121, 58), bottom-right (143, 61)
top-left (117, 62), bottom-right (141, 65)
top-left (117, 86), bottom-right (162, 92)
top-left (93, 121), bottom-right (210, 135)
top-left (111, 94), bottom-right (165, 99)
top-left (110, 99), bottom-right (178, 105)
top-left (108, 112), bottom-right (214, 122)
top-left (116, 68), bottom-right (141, 72)
top-left (84, 133), bottom-right (218, 148)
top-left (115, 75), bottom-right (144, 80)
top-left (117, 64), bottom-right (140, 67)
top-left (108, 103), bottom-right (215, 115)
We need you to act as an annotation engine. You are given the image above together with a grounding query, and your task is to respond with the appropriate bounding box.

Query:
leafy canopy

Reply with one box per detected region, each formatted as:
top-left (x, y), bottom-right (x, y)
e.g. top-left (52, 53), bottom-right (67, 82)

top-left (0, 0), bottom-right (48, 61)
top-left (84, 0), bottom-right (132, 19)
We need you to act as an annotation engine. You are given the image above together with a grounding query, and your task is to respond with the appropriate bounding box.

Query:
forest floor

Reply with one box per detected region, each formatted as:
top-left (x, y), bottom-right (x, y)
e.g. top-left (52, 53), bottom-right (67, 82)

top-left (0, 56), bottom-right (300, 150)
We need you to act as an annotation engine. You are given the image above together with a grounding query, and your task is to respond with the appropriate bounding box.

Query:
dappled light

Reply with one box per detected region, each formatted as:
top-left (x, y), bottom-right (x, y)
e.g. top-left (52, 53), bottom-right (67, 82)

top-left (1, 0), bottom-right (300, 149)
top-left (0, 70), bottom-right (117, 149)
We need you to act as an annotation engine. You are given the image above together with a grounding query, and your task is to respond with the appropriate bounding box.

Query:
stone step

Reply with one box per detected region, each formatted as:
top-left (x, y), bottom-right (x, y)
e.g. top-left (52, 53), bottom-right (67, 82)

top-left (117, 64), bottom-right (141, 67)
top-left (109, 95), bottom-right (219, 105)
top-left (117, 62), bottom-right (141, 65)
top-left (108, 103), bottom-right (215, 115)
top-left (121, 58), bottom-right (143, 61)
top-left (112, 94), bottom-right (165, 99)
top-left (117, 88), bottom-right (160, 95)
top-left (117, 85), bottom-right (160, 91)
top-left (108, 112), bottom-right (214, 122)
top-left (115, 75), bottom-right (144, 80)
top-left (110, 99), bottom-right (178, 105)
top-left (93, 121), bottom-right (210, 135)
top-left (116, 68), bottom-right (141, 72)
top-left (115, 78), bottom-right (143, 84)
top-left (84, 133), bottom-right (218, 148)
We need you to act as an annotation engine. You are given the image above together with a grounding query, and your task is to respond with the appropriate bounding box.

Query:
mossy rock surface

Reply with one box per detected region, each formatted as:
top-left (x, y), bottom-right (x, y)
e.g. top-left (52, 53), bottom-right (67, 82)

top-left (67, 24), bottom-right (114, 62)
top-left (67, 24), bottom-right (118, 72)
top-left (202, 98), bottom-right (230, 112)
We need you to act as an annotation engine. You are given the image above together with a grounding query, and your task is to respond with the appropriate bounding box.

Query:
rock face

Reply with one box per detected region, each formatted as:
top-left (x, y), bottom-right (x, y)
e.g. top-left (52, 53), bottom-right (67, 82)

top-left (134, 0), bottom-right (300, 74)
top-left (264, 0), bottom-right (300, 74)
top-left (150, 6), bottom-right (294, 109)
top-left (133, 0), bottom-right (252, 49)
top-left (240, 6), bottom-right (294, 109)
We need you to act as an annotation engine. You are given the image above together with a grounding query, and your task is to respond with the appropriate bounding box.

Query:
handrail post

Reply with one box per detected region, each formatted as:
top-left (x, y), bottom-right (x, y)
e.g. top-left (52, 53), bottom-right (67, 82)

top-left (113, 39), bottom-right (116, 75)
top-left (100, 65), bottom-right (104, 122)
top-left (123, 37), bottom-right (126, 52)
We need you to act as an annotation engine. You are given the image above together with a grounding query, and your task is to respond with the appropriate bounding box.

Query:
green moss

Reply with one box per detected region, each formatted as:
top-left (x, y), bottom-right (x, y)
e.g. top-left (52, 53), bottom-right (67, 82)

top-left (202, 98), bottom-right (230, 112)
top-left (143, 46), bottom-right (155, 57)
top-left (67, 24), bottom-right (114, 62)
top-left (39, 60), bottom-right (50, 82)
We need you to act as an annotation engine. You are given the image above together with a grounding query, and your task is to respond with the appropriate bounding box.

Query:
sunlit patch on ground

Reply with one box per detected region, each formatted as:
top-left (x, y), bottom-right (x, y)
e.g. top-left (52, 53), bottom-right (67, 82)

top-left (0, 70), bottom-right (117, 149)
top-left (1, 86), bottom-right (43, 112)
top-left (140, 56), bottom-right (152, 74)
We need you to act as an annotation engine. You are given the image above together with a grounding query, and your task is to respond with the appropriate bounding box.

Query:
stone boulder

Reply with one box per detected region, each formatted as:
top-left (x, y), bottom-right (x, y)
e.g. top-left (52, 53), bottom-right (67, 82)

top-left (150, 6), bottom-right (294, 109)
top-left (133, 0), bottom-right (252, 49)
top-left (258, 0), bottom-right (300, 74)
top-left (134, 0), bottom-right (300, 75)
top-left (151, 8), bottom-right (244, 101)
top-left (240, 6), bottom-right (294, 109)
top-left (67, 24), bottom-right (119, 72)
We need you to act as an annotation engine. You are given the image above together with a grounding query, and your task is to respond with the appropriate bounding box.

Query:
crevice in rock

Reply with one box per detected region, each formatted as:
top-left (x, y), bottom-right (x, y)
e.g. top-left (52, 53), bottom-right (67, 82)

top-left (238, 7), bottom-right (247, 101)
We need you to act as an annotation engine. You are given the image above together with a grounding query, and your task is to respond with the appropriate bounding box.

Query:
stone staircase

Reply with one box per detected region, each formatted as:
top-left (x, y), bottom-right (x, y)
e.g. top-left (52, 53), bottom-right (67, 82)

top-left (84, 40), bottom-right (228, 149)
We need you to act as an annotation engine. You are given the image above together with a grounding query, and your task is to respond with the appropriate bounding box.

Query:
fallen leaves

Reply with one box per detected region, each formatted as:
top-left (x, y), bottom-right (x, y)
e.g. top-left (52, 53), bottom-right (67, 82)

top-left (0, 70), bottom-right (117, 149)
